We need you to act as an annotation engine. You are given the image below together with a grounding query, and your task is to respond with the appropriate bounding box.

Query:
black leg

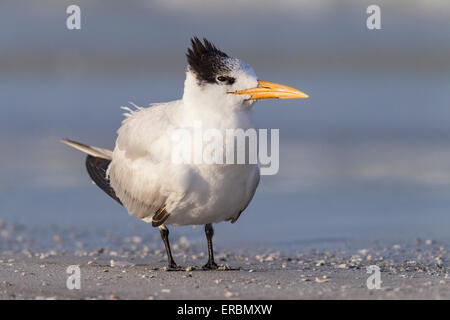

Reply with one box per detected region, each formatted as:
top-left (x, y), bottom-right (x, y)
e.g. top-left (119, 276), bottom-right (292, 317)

top-left (203, 223), bottom-right (218, 270)
top-left (159, 225), bottom-right (178, 269)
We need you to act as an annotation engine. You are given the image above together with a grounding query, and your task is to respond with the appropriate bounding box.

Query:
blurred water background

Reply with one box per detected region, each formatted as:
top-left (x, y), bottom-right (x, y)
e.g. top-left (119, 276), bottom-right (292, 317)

top-left (1, 0), bottom-right (450, 251)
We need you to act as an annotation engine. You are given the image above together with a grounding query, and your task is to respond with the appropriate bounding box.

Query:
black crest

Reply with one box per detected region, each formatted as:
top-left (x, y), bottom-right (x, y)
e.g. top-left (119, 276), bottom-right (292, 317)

top-left (186, 37), bottom-right (231, 84)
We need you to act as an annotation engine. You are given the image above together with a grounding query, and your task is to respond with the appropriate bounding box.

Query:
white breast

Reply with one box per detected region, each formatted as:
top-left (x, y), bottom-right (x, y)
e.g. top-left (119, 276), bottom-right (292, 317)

top-left (166, 163), bottom-right (260, 225)
top-left (108, 101), bottom-right (260, 226)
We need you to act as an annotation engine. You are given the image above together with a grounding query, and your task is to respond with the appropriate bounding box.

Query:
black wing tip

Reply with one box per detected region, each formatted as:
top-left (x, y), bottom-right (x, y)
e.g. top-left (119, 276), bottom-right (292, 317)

top-left (151, 205), bottom-right (170, 227)
top-left (85, 155), bottom-right (122, 206)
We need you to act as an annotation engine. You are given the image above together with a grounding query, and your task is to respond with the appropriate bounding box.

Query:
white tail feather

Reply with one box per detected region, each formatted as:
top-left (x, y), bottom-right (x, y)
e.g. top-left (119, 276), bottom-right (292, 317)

top-left (61, 139), bottom-right (112, 160)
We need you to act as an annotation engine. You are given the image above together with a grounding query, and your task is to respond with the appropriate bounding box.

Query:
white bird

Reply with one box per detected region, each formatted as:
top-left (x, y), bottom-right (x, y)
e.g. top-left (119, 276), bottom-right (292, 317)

top-left (62, 38), bottom-right (308, 270)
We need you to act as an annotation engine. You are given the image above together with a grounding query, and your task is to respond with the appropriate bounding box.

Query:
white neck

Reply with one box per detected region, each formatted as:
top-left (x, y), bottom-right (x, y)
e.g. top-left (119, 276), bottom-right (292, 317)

top-left (181, 71), bottom-right (254, 130)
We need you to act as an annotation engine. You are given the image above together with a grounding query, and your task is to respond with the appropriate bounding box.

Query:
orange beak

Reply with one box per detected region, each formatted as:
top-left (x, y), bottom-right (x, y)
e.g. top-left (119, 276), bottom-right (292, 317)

top-left (229, 80), bottom-right (309, 100)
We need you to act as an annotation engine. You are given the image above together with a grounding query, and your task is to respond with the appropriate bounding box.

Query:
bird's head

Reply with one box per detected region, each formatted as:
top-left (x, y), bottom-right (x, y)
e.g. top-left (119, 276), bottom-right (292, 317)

top-left (183, 37), bottom-right (308, 114)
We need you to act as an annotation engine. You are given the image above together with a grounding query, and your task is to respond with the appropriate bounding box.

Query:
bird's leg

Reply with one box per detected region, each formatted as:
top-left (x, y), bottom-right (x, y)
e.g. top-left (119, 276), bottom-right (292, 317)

top-left (203, 223), bottom-right (219, 270)
top-left (159, 225), bottom-right (179, 270)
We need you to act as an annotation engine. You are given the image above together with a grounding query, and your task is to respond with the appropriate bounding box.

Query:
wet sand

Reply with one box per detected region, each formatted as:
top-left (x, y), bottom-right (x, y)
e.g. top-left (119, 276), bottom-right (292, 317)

top-left (1, 239), bottom-right (449, 300)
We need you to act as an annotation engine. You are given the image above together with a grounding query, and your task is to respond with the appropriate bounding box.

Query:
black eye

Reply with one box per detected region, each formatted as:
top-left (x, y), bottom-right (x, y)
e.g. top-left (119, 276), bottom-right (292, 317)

top-left (217, 76), bottom-right (235, 85)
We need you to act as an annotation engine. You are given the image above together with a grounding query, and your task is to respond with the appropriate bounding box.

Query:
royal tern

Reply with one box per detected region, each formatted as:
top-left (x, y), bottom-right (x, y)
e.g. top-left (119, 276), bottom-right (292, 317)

top-left (62, 38), bottom-right (308, 270)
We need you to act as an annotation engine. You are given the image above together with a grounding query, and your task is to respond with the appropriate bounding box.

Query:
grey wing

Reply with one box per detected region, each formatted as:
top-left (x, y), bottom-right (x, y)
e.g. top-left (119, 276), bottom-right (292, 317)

top-left (108, 103), bottom-right (182, 225)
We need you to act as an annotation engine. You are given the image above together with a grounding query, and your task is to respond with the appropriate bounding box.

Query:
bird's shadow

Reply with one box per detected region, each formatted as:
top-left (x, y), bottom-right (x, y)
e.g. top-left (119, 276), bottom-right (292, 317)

top-left (135, 264), bottom-right (241, 272)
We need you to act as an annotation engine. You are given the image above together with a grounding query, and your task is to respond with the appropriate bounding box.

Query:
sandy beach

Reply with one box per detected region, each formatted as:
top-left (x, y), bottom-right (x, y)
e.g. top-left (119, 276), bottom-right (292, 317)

top-left (2, 0), bottom-right (450, 302)
top-left (1, 229), bottom-right (449, 299)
